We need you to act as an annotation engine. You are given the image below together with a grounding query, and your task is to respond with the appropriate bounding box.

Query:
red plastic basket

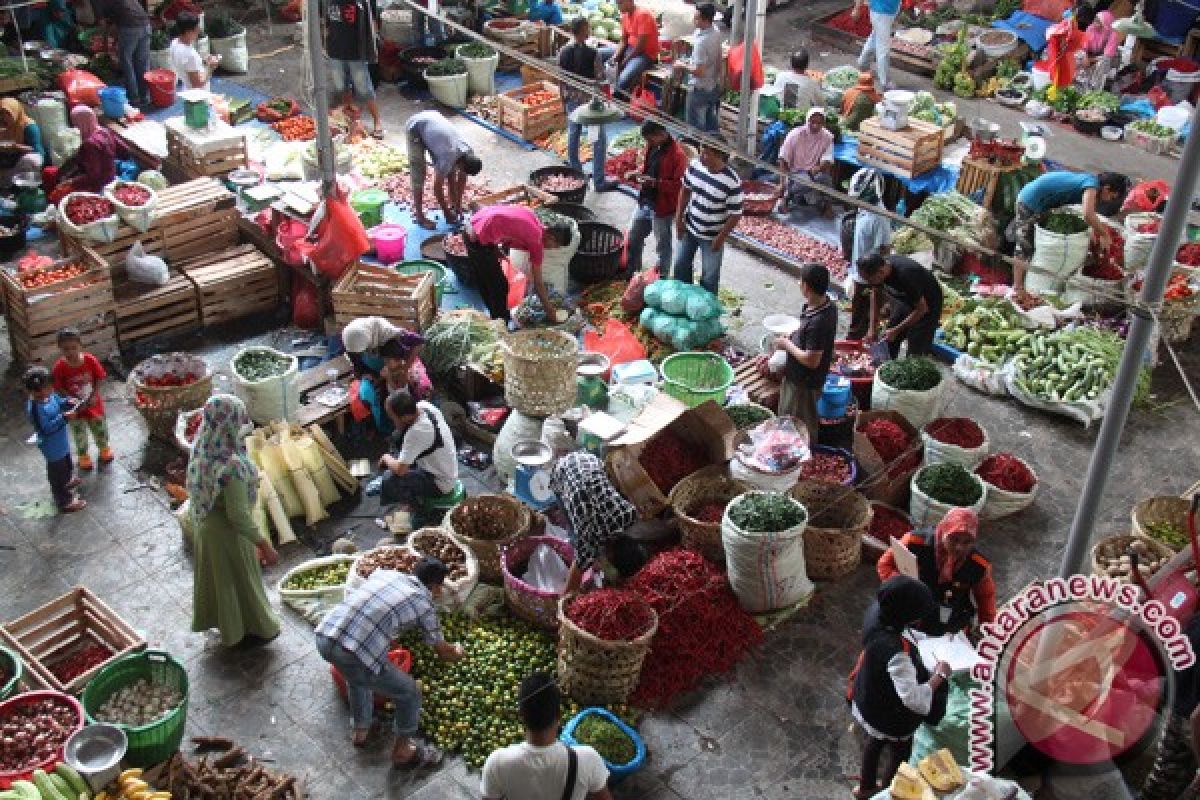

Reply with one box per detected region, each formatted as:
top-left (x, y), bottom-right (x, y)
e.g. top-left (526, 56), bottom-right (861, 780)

top-left (0, 690), bottom-right (85, 789)
top-left (329, 648), bottom-right (412, 710)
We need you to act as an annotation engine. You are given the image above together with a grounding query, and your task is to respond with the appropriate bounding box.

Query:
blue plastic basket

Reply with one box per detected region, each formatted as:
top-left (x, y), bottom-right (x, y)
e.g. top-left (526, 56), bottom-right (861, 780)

top-left (561, 707), bottom-right (646, 783)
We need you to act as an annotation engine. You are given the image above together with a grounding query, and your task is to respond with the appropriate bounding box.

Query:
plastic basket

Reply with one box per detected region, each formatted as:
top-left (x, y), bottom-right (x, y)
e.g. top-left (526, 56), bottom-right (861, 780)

top-left (561, 707), bottom-right (648, 783)
top-left (0, 691), bottom-right (84, 789)
top-left (81, 650), bottom-right (187, 767)
top-left (0, 645), bottom-right (22, 700)
top-left (529, 165), bottom-right (588, 203)
top-left (397, 259), bottom-right (449, 305)
top-left (660, 352), bottom-right (734, 407)
top-left (569, 221), bottom-right (625, 284)
top-left (501, 535), bottom-right (577, 629)
top-left (545, 202), bottom-right (597, 222)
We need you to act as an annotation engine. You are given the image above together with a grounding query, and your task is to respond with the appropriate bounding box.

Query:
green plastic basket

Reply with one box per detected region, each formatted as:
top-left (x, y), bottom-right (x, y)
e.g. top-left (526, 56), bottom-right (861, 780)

top-left (660, 352), bottom-right (735, 408)
top-left (397, 259), bottom-right (450, 305)
top-left (81, 649), bottom-right (188, 767)
top-left (0, 645), bottom-right (22, 700)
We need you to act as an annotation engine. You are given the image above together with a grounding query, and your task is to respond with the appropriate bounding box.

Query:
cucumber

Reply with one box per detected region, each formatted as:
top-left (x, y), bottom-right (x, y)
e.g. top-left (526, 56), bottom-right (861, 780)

top-left (11, 781), bottom-right (40, 800)
top-left (48, 774), bottom-right (72, 798)
top-left (33, 770), bottom-right (68, 800)
top-left (54, 765), bottom-right (88, 800)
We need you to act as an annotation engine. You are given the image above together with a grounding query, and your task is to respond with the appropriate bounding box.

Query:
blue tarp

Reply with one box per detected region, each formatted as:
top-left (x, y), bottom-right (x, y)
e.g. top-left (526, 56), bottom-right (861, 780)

top-left (834, 137), bottom-right (959, 195)
top-left (992, 11), bottom-right (1055, 53)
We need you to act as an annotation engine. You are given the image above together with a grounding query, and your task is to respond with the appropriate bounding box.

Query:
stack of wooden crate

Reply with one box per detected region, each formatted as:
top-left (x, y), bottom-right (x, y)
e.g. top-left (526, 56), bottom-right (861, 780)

top-left (331, 262), bottom-right (437, 333)
top-left (163, 117), bottom-right (249, 181)
top-left (498, 81), bottom-right (567, 141)
top-left (856, 117), bottom-right (945, 179)
top-left (1, 258), bottom-right (118, 365)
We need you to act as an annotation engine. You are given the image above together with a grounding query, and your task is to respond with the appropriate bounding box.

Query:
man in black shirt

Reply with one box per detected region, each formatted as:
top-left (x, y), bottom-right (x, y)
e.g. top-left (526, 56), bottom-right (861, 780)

top-left (558, 18), bottom-right (617, 192)
top-left (771, 262), bottom-right (838, 443)
top-left (323, 0), bottom-right (383, 137)
top-left (858, 253), bottom-right (943, 359)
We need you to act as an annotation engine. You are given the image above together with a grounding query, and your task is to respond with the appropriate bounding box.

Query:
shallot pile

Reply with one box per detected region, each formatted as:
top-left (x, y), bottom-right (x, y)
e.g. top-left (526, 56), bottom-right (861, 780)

top-left (736, 216), bottom-right (847, 278)
top-left (535, 173), bottom-right (585, 192)
top-left (411, 532), bottom-right (468, 581)
top-left (689, 499), bottom-right (727, 524)
top-left (444, 233), bottom-right (467, 257)
top-left (95, 678), bottom-right (183, 726)
top-left (799, 450), bottom-right (853, 483)
top-left (356, 547), bottom-right (419, 579)
top-left (0, 695), bottom-right (81, 772)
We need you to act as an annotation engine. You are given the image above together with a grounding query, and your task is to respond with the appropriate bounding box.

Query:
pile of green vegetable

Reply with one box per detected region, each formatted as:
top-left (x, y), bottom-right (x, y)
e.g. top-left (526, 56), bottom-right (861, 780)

top-left (725, 403), bottom-right (774, 430)
top-left (1145, 521), bottom-right (1189, 550)
top-left (728, 492), bottom-right (806, 533)
top-left (282, 560), bottom-right (351, 591)
top-left (933, 33), bottom-right (966, 92)
top-left (426, 58), bottom-right (467, 77)
top-left (457, 42), bottom-right (496, 58)
top-left (995, 59), bottom-right (1020, 80)
top-left (233, 349), bottom-right (292, 381)
top-left (878, 356), bottom-right (942, 392)
top-left (1078, 90), bottom-right (1119, 112)
top-left (823, 66), bottom-right (860, 90)
top-left (911, 192), bottom-right (987, 242)
top-left (573, 714), bottom-right (637, 765)
top-left (357, 144), bottom-right (408, 179)
top-left (1040, 211), bottom-right (1089, 236)
top-left (893, 226), bottom-right (934, 255)
top-left (422, 313), bottom-right (501, 376)
top-left (1130, 119), bottom-right (1176, 139)
top-left (609, 129), bottom-right (645, 152)
top-left (942, 298), bottom-right (1034, 365)
top-left (916, 463), bottom-right (983, 507)
top-left (1011, 327), bottom-right (1139, 404)
top-left (910, 92), bottom-right (957, 127)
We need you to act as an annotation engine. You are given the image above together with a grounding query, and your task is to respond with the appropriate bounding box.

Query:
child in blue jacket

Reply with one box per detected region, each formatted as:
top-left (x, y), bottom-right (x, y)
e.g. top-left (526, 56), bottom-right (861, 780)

top-left (25, 366), bottom-right (86, 512)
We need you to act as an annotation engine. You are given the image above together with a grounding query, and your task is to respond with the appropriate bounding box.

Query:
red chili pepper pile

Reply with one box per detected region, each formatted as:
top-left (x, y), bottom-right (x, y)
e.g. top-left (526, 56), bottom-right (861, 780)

top-left (925, 417), bottom-right (985, 449)
top-left (826, 7), bottom-right (872, 36)
top-left (627, 548), bottom-right (762, 708)
top-left (640, 431), bottom-right (708, 494)
top-left (976, 453), bottom-right (1036, 494)
top-left (869, 504), bottom-right (913, 543)
top-left (1083, 227), bottom-right (1124, 280)
top-left (141, 372), bottom-right (202, 388)
top-left (566, 589), bottom-right (655, 641)
top-left (64, 194), bottom-right (114, 225)
top-left (799, 451), bottom-right (852, 483)
top-left (1177, 243), bottom-right (1200, 267)
top-left (860, 418), bottom-right (920, 477)
top-left (112, 183), bottom-right (151, 207)
top-left (689, 500), bottom-right (727, 524)
top-left (1165, 273), bottom-right (1196, 302)
top-left (48, 641), bottom-right (112, 684)
top-left (604, 149), bottom-right (641, 185)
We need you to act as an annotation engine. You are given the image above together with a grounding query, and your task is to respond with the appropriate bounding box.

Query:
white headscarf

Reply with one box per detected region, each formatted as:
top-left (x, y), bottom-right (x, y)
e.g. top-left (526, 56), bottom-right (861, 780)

top-left (342, 316), bottom-right (402, 354)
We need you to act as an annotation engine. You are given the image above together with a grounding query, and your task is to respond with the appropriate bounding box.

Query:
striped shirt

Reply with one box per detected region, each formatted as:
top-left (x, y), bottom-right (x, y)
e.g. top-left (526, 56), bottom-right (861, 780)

top-left (683, 159), bottom-right (743, 240)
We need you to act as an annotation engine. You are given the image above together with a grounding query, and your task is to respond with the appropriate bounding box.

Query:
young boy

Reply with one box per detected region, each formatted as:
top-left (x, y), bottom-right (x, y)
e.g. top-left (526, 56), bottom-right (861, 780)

top-left (25, 366), bottom-right (86, 512)
top-left (51, 327), bottom-right (112, 470)
top-left (376, 389), bottom-right (458, 506)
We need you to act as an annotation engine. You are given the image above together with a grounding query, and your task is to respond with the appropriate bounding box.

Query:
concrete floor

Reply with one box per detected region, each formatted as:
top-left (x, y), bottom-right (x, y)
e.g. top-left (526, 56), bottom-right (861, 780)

top-left (0, 12), bottom-right (1198, 800)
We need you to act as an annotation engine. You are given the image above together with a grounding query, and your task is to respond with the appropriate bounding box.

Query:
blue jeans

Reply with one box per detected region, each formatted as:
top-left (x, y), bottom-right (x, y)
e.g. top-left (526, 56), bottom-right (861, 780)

top-left (857, 11), bottom-right (894, 88)
top-left (627, 205), bottom-right (673, 273)
top-left (316, 634), bottom-right (421, 736)
top-left (686, 86), bottom-right (721, 133)
top-left (117, 24), bottom-right (151, 105)
top-left (616, 54), bottom-right (652, 92)
top-left (415, 11), bottom-right (446, 45)
top-left (672, 229), bottom-right (724, 294)
top-left (329, 58), bottom-right (376, 101)
top-left (566, 101), bottom-right (608, 189)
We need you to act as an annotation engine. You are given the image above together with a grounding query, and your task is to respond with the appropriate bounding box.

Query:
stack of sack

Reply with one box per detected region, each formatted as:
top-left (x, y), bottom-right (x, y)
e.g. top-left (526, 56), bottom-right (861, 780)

top-left (638, 279), bottom-right (725, 351)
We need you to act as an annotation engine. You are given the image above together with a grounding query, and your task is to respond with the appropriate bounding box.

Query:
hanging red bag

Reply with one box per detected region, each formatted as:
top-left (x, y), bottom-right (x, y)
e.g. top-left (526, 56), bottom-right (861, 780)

top-left (726, 43), bottom-right (765, 91)
top-left (58, 69), bottom-right (105, 107)
top-left (583, 319), bottom-right (646, 366)
top-left (629, 82), bottom-right (658, 122)
top-left (502, 256), bottom-right (528, 309)
top-left (308, 186), bottom-right (370, 281)
top-left (291, 280), bottom-right (320, 329)
top-left (621, 267), bottom-right (659, 315)
top-left (1123, 180), bottom-right (1170, 213)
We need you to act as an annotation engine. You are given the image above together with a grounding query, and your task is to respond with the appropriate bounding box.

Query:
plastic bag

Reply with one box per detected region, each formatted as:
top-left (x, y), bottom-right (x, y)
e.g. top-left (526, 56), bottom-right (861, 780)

top-left (502, 256), bottom-right (528, 309)
top-left (952, 355), bottom-right (1011, 397)
top-left (643, 278), bottom-right (667, 309)
top-left (309, 187), bottom-right (370, 281)
top-left (292, 280), bottom-right (320, 329)
top-left (58, 69), bottom-right (105, 107)
top-left (124, 241), bottom-right (169, 285)
top-left (629, 83), bottom-right (658, 122)
top-left (726, 43), bottom-right (765, 91)
top-left (621, 267), bottom-right (659, 315)
top-left (736, 416), bottom-right (810, 473)
top-left (1123, 180), bottom-right (1169, 213)
top-left (658, 281), bottom-right (687, 316)
top-left (523, 543), bottom-right (569, 592)
top-left (583, 319), bottom-right (647, 366)
top-left (683, 285), bottom-right (722, 321)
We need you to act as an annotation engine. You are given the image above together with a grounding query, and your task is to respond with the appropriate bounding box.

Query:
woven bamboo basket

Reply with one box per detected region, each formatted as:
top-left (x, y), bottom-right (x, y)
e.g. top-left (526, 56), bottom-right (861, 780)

top-left (1090, 533), bottom-right (1174, 583)
top-left (501, 535), bottom-right (575, 629)
top-left (668, 465), bottom-right (750, 565)
top-left (447, 494), bottom-right (533, 583)
top-left (556, 594), bottom-right (657, 705)
top-left (789, 479), bottom-right (872, 580)
top-left (501, 329), bottom-right (578, 417)
top-left (128, 353), bottom-right (212, 440)
top-left (1160, 302), bottom-right (1197, 344)
top-left (1132, 495), bottom-right (1192, 552)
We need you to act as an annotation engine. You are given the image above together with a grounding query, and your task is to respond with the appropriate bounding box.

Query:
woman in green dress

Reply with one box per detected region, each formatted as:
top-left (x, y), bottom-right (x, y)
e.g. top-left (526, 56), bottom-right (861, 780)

top-left (186, 394), bottom-right (280, 646)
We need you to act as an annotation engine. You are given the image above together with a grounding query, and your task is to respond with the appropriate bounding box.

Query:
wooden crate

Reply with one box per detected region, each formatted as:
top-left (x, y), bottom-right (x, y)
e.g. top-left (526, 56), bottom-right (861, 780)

top-left (498, 80), bottom-right (567, 141)
top-left (165, 126), bottom-right (249, 180)
top-left (494, 36), bottom-right (542, 71)
top-left (733, 358), bottom-right (779, 412)
top-left (0, 586), bottom-right (145, 694)
top-left (955, 157), bottom-right (1024, 212)
top-left (111, 274), bottom-right (200, 345)
top-left (331, 262), bottom-right (437, 333)
top-left (295, 353), bottom-right (353, 431)
top-left (473, 183), bottom-right (555, 208)
top-left (857, 117), bottom-right (944, 179)
top-left (179, 244), bottom-right (280, 326)
top-left (2, 259), bottom-right (119, 365)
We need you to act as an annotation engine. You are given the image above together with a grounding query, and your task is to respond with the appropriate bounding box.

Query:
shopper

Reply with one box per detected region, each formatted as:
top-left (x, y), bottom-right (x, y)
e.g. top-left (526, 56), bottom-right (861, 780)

top-left (1139, 612), bottom-right (1200, 800)
top-left (558, 17), bottom-right (616, 192)
top-left (855, 0), bottom-right (898, 90)
top-left (673, 137), bottom-right (743, 293)
top-left (847, 167), bottom-right (891, 340)
top-left (769, 263), bottom-right (837, 444)
top-left (777, 107), bottom-right (834, 216)
top-left (465, 204), bottom-right (571, 321)
top-left (1080, 10), bottom-right (1119, 91)
top-left (316, 557), bottom-right (466, 767)
top-left (857, 253), bottom-right (943, 358)
top-left (59, 105), bottom-right (130, 193)
top-left (550, 452), bottom-right (641, 595)
top-left (187, 394), bottom-right (281, 648)
top-left (849, 576), bottom-right (951, 799)
top-left (169, 11), bottom-right (217, 90)
top-left (611, 0), bottom-right (658, 93)
top-left (342, 317), bottom-right (430, 432)
top-left (96, 0), bottom-right (151, 107)
top-left (481, 672), bottom-right (612, 800)
top-left (39, 0), bottom-right (75, 50)
top-left (875, 508), bottom-right (997, 636)
top-left (23, 366), bottom-right (85, 513)
top-left (528, 0), bottom-right (563, 25)
top-left (625, 119), bottom-right (687, 274)
top-left (51, 328), bottom-right (112, 471)
top-left (0, 98), bottom-right (45, 187)
top-left (406, 110), bottom-right (483, 229)
top-left (373, 389), bottom-right (459, 506)
top-left (772, 48), bottom-right (823, 112)
top-left (683, 3), bottom-right (722, 133)
top-left (323, 0), bottom-right (383, 138)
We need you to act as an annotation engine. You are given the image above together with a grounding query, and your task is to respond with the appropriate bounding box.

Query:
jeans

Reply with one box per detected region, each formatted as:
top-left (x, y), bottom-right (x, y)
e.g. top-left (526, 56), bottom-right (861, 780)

top-left (857, 11), bottom-right (894, 88)
top-left (381, 466), bottom-right (439, 505)
top-left (686, 85), bottom-right (721, 133)
top-left (45, 453), bottom-right (74, 509)
top-left (616, 53), bottom-right (652, 92)
top-left (566, 102), bottom-right (608, 189)
top-left (672, 229), bottom-right (724, 294)
top-left (117, 24), bottom-right (151, 105)
top-left (316, 634), bottom-right (421, 737)
top-left (329, 58), bottom-right (376, 101)
top-left (626, 205), bottom-right (673, 273)
top-left (415, 10), bottom-right (446, 45)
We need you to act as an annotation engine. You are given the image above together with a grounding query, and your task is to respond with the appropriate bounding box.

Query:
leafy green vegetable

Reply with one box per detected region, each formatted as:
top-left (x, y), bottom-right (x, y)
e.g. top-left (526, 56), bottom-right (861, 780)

top-left (995, 58), bottom-right (1020, 79)
top-left (150, 28), bottom-right (170, 50)
top-left (233, 349), bottom-right (292, 381)
top-left (457, 42), bottom-right (496, 58)
top-left (610, 129), bottom-right (645, 152)
top-left (205, 12), bottom-right (244, 38)
top-left (423, 314), bottom-right (499, 375)
top-left (728, 492), bottom-right (806, 533)
top-left (1130, 119), bottom-right (1176, 139)
top-left (725, 404), bottom-right (774, 430)
top-left (1077, 90), bottom-right (1118, 112)
top-left (916, 463), bottom-right (983, 506)
top-left (574, 715), bottom-right (636, 765)
top-left (1145, 521), bottom-right (1189, 550)
top-left (426, 57), bottom-right (467, 76)
top-left (953, 72), bottom-right (976, 98)
top-left (878, 357), bottom-right (942, 392)
top-left (1041, 211), bottom-right (1088, 236)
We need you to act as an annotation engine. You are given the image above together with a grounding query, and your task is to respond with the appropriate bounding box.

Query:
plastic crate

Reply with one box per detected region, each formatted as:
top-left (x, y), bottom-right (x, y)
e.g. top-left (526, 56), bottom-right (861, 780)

top-left (660, 352), bottom-right (734, 407)
top-left (81, 649), bottom-right (189, 767)
top-left (561, 707), bottom-right (647, 783)
top-left (568, 222), bottom-right (624, 284)
top-left (0, 691), bottom-right (84, 789)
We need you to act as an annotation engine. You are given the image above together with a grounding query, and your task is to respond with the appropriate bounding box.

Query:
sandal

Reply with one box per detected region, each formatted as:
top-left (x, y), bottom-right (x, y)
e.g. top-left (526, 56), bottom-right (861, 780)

top-left (371, 127), bottom-right (385, 140)
top-left (392, 742), bottom-right (442, 769)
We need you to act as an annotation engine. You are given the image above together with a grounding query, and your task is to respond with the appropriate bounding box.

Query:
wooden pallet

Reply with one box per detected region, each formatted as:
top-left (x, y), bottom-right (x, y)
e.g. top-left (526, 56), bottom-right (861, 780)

top-left (857, 116), bottom-right (944, 179)
top-left (733, 358), bottom-right (780, 411)
top-left (2, 259), bottom-right (119, 365)
top-left (331, 262), bottom-right (438, 333)
top-left (165, 126), bottom-right (249, 180)
top-left (955, 157), bottom-right (1024, 212)
top-left (179, 244), bottom-right (280, 326)
top-left (294, 353), bottom-right (353, 431)
top-left (498, 80), bottom-right (568, 141)
top-left (0, 586), bottom-right (145, 694)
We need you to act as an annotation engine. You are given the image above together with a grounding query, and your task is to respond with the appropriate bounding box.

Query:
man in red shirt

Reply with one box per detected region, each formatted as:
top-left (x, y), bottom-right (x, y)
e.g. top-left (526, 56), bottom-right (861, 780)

top-left (51, 327), bottom-right (112, 470)
top-left (612, 0), bottom-right (658, 93)
top-left (464, 205), bottom-right (573, 323)
top-left (624, 120), bottom-right (687, 274)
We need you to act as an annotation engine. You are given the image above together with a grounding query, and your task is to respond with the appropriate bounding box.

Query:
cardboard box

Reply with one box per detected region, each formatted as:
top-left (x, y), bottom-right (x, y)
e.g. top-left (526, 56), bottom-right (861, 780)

top-left (853, 410), bottom-right (922, 509)
top-left (606, 396), bottom-right (737, 518)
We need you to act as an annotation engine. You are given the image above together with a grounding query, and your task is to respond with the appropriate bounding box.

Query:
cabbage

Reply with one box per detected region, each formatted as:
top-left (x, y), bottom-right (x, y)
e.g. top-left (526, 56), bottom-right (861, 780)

top-left (137, 170), bottom-right (168, 190)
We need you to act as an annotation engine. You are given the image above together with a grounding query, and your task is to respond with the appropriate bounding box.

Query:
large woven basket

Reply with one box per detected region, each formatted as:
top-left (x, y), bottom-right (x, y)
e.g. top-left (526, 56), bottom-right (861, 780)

top-left (557, 594), bottom-right (658, 705)
top-left (789, 479), bottom-right (871, 580)
top-left (569, 222), bottom-right (625, 284)
top-left (1132, 495), bottom-right (1192, 552)
top-left (1090, 533), bottom-right (1174, 583)
top-left (1160, 302), bottom-right (1197, 343)
top-left (447, 494), bottom-right (533, 583)
top-left (501, 535), bottom-right (575, 629)
top-left (502, 329), bottom-right (578, 417)
top-left (668, 465), bottom-right (750, 565)
top-left (128, 353), bottom-right (212, 440)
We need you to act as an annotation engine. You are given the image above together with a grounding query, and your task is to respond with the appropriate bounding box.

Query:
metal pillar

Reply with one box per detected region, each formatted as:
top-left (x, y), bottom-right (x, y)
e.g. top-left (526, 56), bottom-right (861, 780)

top-left (304, 0), bottom-right (337, 194)
top-left (734, 0), bottom-right (757, 154)
top-left (729, 0), bottom-right (743, 46)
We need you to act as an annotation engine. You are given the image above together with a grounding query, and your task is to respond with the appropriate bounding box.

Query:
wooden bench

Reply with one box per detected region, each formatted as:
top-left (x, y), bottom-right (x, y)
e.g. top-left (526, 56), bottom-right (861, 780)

top-left (294, 354), bottom-right (354, 432)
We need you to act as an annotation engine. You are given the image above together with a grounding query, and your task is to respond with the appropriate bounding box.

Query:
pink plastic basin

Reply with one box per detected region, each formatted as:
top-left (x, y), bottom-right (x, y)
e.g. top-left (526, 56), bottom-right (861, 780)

top-left (368, 223), bottom-right (408, 263)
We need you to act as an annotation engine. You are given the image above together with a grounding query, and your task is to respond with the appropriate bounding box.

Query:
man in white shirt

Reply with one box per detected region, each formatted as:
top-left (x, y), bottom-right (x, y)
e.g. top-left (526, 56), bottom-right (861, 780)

top-left (169, 11), bottom-right (216, 90)
top-left (772, 49), bottom-right (824, 112)
top-left (378, 389), bottom-right (458, 505)
top-left (482, 672), bottom-right (612, 800)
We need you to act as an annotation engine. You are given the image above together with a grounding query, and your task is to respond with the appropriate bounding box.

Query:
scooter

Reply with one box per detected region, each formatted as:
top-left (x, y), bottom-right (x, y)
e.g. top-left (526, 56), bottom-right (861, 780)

top-left (1132, 493), bottom-right (1200, 623)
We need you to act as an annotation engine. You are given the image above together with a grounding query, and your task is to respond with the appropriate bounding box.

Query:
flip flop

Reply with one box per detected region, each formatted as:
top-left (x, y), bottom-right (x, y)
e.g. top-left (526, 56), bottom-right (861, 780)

top-left (392, 743), bottom-right (442, 769)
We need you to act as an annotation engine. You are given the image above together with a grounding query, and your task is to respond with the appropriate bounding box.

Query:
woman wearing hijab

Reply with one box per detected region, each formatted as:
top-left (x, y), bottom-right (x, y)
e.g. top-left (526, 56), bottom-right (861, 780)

top-left (1080, 10), bottom-right (1119, 91)
top-left (341, 316), bottom-right (431, 433)
top-left (777, 107), bottom-right (835, 215)
top-left (59, 105), bottom-right (130, 194)
top-left (0, 99), bottom-right (46, 186)
top-left (186, 394), bottom-right (280, 647)
top-left (875, 507), bottom-right (996, 636)
top-left (848, 576), bottom-right (951, 798)
top-left (840, 71), bottom-right (881, 117)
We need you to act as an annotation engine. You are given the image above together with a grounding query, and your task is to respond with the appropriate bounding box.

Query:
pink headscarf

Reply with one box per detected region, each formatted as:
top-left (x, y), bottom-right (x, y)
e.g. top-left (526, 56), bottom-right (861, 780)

top-left (70, 104), bottom-right (98, 139)
top-left (935, 507), bottom-right (979, 586)
top-left (1086, 11), bottom-right (1120, 59)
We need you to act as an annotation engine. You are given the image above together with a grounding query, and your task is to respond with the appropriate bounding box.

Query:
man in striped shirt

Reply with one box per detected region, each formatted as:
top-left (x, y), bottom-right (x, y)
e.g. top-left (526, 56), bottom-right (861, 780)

top-left (672, 139), bottom-right (743, 293)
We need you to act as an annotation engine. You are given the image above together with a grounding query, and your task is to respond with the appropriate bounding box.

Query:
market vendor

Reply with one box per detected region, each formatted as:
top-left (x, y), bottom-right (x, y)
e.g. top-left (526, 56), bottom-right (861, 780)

top-left (847, 167), bottom-right (892, 340)
top-left (773, 49), bottom-right (824, 112)
top-left (682, 3), bottom-right (723, 133)
top-left (374, 389), bottom-right (458, 506)
top-left (342, 316), bottom-right (431, 433)
top-left (777, 108), bottom-right (835, 216)
top-left (315, 556), bottom-right (465, 767)
top-left (875, 508), bottom-right (996, 636)
top-left (406, 109), bottom-right (483, 229)
top-left (57, 105), bottom-right (131, 194)
top-left (625, 119), bottom-right (687, 274)
top-left (39, 0), bottom-right (76, 50)
top-left (858, 253), bottom-right (943, 358)
top-left (0, 98), bottom-right (46, 187)
top-left (611, 0), bottom-right (658, 94)
top-left (766, 263), bottom-right (837, 444)
top-left (559, 17), bottom-right (616, 193)
top-left (170, 12), bottom-right (218, 90)
top-left (1009, 171), bottom-right (1130, 291)
top-left (464, 204), bottom-right (572, 322)
top-left (1078, 9), bottom-right (1119, 91)
top-left (841, 71), bottom-right (881, 118)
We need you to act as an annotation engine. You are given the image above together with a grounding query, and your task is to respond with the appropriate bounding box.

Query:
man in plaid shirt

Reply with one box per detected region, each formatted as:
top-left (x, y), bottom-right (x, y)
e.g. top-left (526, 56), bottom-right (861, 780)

top-left (316, 557), bottom-right (465, 768)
